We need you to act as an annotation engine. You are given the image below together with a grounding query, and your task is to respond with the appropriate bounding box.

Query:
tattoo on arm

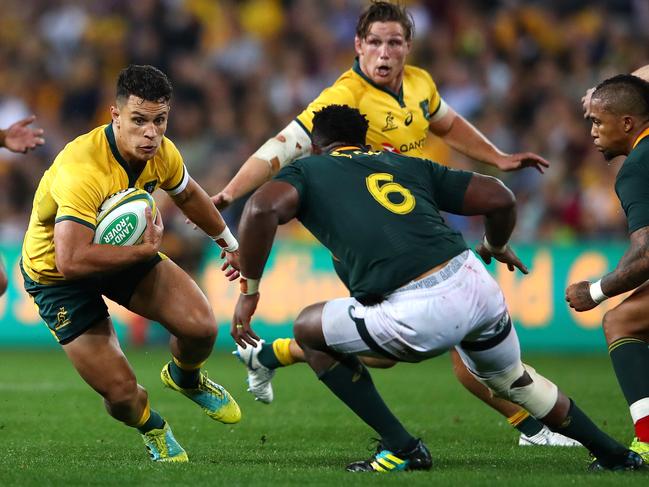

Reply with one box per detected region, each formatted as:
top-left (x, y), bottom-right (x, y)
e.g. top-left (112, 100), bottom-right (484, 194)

top-left (603, 226), bottom-right (649, 296)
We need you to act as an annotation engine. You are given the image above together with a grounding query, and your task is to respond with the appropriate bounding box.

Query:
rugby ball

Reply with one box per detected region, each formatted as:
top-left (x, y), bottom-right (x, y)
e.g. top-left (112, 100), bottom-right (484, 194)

top-left (93, 188), bottom-right (157, 245)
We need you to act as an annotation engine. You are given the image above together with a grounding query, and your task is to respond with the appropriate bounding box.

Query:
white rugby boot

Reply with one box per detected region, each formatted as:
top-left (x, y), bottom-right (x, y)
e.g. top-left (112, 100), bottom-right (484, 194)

top-left (519, 425), bottom-right (582, 447)
top-left (233, 339), bottom-right (275, 404)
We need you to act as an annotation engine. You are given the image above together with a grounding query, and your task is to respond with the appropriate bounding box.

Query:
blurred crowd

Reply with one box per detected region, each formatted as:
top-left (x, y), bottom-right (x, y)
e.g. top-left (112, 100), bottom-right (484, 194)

top-left (1, 0), bottom-right (648, 270)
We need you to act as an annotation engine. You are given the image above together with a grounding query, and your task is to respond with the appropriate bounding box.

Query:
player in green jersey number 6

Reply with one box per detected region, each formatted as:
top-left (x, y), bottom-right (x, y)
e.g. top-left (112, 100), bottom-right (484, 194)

top-left (232, 104), bottom-right (642, 473)
top-left (221, 0), bottom-right (575, 447)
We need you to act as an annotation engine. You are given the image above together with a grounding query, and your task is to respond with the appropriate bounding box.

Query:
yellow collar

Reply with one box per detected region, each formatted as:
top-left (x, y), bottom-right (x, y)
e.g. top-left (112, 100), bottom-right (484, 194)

top-left (632, 127), bottom-right (649, 149)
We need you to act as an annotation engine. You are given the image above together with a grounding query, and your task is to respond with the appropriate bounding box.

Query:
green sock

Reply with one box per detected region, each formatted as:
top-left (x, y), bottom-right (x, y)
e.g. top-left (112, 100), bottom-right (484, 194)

top-left (609, 338), bottom-right (649, 405)
top-left (169, 361), bottom-right (200, 388)
top-left (555, 400), bottom-right (627, 462)
top-left (137, 409), bottom-right (165, 434)
top-left (258, 343), bottom-right (283, 369)
top-left (318, 355), bottom-right (416, 452)
top-left (514, 415), bottom-right (544, 437)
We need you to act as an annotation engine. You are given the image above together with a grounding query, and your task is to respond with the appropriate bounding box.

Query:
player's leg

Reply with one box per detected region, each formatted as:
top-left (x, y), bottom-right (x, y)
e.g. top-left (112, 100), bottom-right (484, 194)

top-left (450, 348), bottom-right (578, 446)
top-left (122, 258), bottom-right (240, 424)
top-left (601, 281), bottom-right (649, 460)
top-left (235, 335), bottom-right (395, 403)
top-left (457, 320), bottom-right (642, 470)
top-left (21, 266), bottom-right (186, 461)
top-left (63, 318), bottom-right (187, 462)
top-left (294, 300), bottom-right (431, 473)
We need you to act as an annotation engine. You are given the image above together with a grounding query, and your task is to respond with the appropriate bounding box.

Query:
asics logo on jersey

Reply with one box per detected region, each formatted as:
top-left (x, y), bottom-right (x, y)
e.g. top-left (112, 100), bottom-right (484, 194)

top-left (404, 112), bottom-right (413, 126)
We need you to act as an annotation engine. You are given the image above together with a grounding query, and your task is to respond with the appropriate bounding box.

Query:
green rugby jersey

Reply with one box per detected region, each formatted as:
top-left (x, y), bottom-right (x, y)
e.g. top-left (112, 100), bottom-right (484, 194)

top-left (274, 147), bottom-right (471, 300)
top-left (615, 132), bottom-right (649, 234)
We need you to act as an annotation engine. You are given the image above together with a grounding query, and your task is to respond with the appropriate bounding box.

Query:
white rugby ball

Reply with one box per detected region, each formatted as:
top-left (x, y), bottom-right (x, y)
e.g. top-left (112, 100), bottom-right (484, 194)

top-left (93, 188), bottom-right (157, 245)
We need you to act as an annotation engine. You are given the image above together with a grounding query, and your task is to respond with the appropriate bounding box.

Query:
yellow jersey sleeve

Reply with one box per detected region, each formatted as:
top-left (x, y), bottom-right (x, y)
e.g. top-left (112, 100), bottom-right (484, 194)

top-left (51, 162), bottom-right (103, 229)
top-left (422, 69), bottom-right (442, 118)
top-left (296, 83), bottom-right (357, 134)
top-left (159, 136), bottom-right (189, 195)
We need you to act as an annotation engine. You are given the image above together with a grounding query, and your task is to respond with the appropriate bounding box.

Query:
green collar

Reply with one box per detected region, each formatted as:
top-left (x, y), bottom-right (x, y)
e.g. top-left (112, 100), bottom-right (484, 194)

top-left (352, 58), bottom-right (405, 107)
top-left (103, 124), bottom-right (143, 186)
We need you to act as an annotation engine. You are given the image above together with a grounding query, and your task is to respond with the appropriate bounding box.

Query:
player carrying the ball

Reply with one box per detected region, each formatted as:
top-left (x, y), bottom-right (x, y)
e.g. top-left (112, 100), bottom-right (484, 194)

top-left (21, 64), bottom-right (241, 462)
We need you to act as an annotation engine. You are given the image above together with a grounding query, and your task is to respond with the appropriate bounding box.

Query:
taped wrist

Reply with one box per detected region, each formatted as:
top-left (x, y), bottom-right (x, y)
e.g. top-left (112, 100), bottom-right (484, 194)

top-left (211, 226), bottom-right (238, 252)
top-left (240, 276), bottom-right (259, 295)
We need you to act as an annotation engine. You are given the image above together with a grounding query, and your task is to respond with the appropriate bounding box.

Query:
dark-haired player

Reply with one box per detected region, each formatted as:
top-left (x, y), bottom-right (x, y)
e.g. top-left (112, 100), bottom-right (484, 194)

top-left (568, 74), bottom-right (649, 462)
top-left (232, 104), bottom-right (642, 472)
top-left (223, 0), bottom-right (574, 447)
top-left (21, 65), bottom-right (240, 462)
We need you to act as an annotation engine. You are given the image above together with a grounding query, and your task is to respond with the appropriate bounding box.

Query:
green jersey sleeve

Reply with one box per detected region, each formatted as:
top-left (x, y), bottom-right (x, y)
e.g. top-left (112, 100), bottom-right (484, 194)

top-left (274, 162), bottom-right (307, 200)
top-left (427, 163), bottom-right (473, 214)
top-left (615, 161), bottom-right (649, 234)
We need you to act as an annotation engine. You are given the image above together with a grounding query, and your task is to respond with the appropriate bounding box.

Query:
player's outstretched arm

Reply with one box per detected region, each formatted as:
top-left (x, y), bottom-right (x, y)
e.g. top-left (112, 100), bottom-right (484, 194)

top-left (212, 121), bottom-right (311, 210)
top-left (231, 181), bottom-right (299, 347)
top-left (172, 177), bottom-right (240, 279)
top-left (567, 226), bottom-right (649, 312)
top-left (429, 104), bottom-right (549, 173)
top-left (0, 115), bottom-right (45, 153)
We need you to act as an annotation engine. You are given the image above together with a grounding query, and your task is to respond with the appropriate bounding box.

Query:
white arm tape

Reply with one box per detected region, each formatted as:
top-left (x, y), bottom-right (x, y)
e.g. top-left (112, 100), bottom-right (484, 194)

top-left (211, 226), bottom-right (239, 252)
top-left (589, 279), bottom-right (609, 304)
top-left (252, 120), bottom-right (312, 171)
top-left (429, 98), bottom-right (449, 123)
top-left (483, 235), bottom-right (508, 255)
top-left (240, 276), bottom-right (260, 295)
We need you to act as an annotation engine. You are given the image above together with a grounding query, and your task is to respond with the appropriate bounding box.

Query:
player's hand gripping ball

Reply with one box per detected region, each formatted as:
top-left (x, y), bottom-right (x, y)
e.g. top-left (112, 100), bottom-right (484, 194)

top-left (93, 188), bottom-right (157, 245)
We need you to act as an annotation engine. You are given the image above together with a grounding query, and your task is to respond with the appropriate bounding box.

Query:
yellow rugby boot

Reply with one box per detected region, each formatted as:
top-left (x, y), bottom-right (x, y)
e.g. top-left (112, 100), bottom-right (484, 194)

top-left (630, 437), bottom-right (649, 462)
top-left (141, 422), bottom-right (188, 463)
top-left (161, 362), bottom-right (241, 424)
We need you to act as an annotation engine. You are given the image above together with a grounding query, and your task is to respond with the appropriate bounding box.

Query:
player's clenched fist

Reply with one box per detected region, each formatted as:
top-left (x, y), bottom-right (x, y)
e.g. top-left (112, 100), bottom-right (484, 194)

top-left (565, 281), bottom-right (598, 312)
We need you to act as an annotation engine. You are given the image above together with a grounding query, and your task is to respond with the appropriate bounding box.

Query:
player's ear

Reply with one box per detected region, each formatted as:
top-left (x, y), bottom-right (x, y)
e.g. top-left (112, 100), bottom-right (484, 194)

top-left (354, 36), bottom-right (362, 56)
top-left (623, 115), bottom-right (634, 134)
top-left (110, 105), bottom-right (120, 126)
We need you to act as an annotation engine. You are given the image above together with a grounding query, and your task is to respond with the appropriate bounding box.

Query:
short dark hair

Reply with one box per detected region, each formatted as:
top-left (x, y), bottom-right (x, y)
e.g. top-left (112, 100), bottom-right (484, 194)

top-left (311, 105), bottom-right (369, 148)
top-left (592, 74), bottom-right (649, 119)
top-left (356, 1), bottom-right (414, 42)
top-left (116, 65), bottom-right (173, 105)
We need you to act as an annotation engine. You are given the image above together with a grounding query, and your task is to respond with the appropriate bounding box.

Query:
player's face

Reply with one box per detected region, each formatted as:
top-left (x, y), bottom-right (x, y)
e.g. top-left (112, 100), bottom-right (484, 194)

top-left (355, 21), bottom-right (411, 94)
top-left (111, 95), bottom-right (170, 163)
top-left (589, 98), bottom-right (631, 161)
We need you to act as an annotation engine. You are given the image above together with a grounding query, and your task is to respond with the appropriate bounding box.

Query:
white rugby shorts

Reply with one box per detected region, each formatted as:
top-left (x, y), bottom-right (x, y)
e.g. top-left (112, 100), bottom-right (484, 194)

top-left (321, 250), bottom-right (520, 375)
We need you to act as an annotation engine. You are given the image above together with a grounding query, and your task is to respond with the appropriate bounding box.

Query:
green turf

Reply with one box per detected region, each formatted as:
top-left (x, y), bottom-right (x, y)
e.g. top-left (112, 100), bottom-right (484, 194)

top-left (0, 348), bottom-right (646, 486)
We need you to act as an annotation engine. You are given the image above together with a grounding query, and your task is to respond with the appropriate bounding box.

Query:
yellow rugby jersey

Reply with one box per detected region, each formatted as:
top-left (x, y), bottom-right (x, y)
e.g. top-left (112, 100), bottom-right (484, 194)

top-left (296, 59), bottom-right (442, 156)
top-left (22, 124), bottom-right (188, 284)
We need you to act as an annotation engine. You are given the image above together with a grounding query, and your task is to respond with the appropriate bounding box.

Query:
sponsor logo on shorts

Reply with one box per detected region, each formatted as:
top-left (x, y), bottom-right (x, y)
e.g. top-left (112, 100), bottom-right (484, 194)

top-left (56, 307), bottom-right (71, 331)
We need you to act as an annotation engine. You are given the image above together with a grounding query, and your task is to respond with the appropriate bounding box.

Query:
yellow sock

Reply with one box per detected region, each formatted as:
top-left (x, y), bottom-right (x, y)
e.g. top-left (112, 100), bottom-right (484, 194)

top-left (172, 356), bottom-right (205, 370)
top-left (131, 400), bottom-right (151, 428)
top-left (272, 338), bottom-right (296, 366)
top-left (507, 409), bottom-right (531, 427)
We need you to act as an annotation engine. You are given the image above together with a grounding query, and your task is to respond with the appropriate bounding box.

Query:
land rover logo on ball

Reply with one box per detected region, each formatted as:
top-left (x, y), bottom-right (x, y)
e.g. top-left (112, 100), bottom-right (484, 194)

top-left (100, 213), bottom-right (138, 245)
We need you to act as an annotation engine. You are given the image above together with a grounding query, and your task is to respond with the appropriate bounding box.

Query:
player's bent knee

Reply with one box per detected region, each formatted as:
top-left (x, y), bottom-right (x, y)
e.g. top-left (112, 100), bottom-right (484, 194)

top-left (104, 375), bottom-right (139, 406)
top-left (478, 363), bottom-right (558, 419)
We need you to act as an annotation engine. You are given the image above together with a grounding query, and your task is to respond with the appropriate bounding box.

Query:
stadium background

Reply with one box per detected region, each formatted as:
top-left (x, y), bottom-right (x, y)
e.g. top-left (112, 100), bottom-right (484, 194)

top-left (1, 0), bottom-right (648, 351)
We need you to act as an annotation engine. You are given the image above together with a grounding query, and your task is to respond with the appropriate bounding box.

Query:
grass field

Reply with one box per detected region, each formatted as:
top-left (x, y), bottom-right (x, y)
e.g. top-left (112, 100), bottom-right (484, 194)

top-left (0, 348), bottom-right (646, 486)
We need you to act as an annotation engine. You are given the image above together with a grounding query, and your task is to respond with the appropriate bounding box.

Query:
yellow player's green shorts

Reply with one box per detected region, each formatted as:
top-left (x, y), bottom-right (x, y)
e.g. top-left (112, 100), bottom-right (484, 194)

top-left (21, 255), bottom-right (162, 344)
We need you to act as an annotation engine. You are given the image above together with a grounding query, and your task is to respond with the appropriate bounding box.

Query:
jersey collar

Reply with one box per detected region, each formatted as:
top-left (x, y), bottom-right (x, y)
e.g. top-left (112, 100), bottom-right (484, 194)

top-left (104, 123), bottom-right (143, 186)
top-left (632, 127), bottom-right (649, 149)
top-left (352, 58), bottom-right (406, 108)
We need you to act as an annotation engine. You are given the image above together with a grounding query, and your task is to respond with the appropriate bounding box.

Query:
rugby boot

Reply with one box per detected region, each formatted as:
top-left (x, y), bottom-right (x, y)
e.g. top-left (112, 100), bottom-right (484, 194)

top-left (161, 362), bottom-right (241, 424)
top-left (630, 437), bottom-right (649, 462)
top-left (588, 449), bottom-right (644, 471)
top-left (519, 425), bottom-right (582, 447)
top-left (141, 421), bottom-right (188, 463)
top-left (346, 438), bottom-right (432, 472)
top-left (233, 339), bottom-right (275, 404)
